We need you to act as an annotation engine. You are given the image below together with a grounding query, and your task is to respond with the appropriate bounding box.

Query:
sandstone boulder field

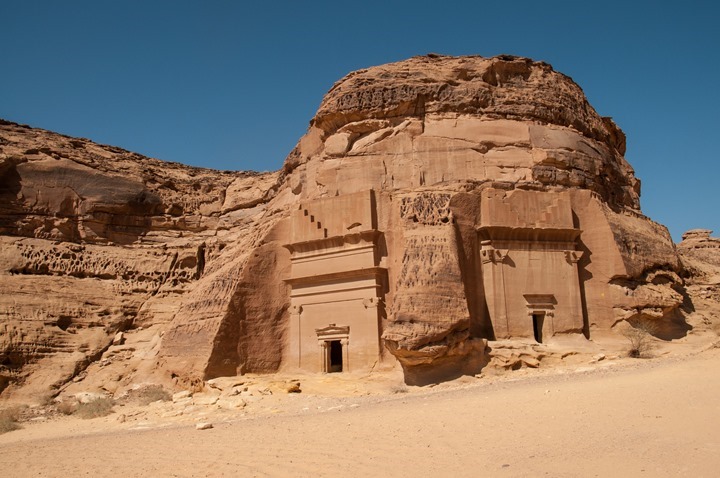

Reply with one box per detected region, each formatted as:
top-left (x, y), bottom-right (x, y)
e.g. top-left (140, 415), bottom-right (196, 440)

top-left (0, 54), bottom-right (718, 403)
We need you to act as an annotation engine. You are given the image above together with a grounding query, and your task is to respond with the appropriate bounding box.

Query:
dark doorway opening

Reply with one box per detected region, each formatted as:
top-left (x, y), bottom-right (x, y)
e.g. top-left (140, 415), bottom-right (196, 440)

top-left (328, 340), bottom-right (343, 373)
top-left (532, 313), bottom-right (544, 343)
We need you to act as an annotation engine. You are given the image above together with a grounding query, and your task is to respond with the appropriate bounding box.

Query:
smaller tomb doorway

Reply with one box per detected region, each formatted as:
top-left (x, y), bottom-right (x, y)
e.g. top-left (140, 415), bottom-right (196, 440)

top-left (315, 324), bottom-right (350, 373)
top-left (532, 312), bottom-right (545, 343)
top-left (328, 340), bottom-right (343, 373)
top-left (524, 294), bottom-right (556, 343)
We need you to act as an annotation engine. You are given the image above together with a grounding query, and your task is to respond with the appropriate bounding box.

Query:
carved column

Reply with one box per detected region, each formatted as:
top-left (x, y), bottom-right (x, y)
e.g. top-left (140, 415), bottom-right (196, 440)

top-left (341, 338), bottom-right (350, 372)
top-left (564, 250), bottom-right (586, 333)
top-left (480, 240), bottom-right (510, 338)
top-left (287, 305), bottom-right (302, 369)
top-left (363, 296), bottom-right (383, 363)
top-left (319, 341), bottom-right (327, 373)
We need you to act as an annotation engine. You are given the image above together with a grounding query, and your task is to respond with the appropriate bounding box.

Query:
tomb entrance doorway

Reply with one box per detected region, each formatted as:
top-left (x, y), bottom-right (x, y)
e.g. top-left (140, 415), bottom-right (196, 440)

top-left (524, 294), bottom-right (556, 343)
top-left (532, 312), bottom-right (545, 343)
top-left (315, 324), bottom-right (350, 373)
top-left (328, 340), bottom-right (343, 373)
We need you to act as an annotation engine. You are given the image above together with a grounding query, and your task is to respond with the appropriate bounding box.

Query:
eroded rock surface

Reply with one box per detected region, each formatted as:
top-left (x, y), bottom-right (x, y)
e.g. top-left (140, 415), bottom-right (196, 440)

top-left (679, 229), bottom-right (720, 280)
top-left (1, 54), bottom-right (714, 398)
top-left (678, 230), bottom-right (720, 335)
top-left (276, 55), bottom-right (685, 379)
top-left (0, 119), bottom-right (282, 400)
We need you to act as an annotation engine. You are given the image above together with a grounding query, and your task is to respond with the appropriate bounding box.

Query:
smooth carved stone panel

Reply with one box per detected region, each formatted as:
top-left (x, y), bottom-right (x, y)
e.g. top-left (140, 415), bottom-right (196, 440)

top-left (479, 188), bottom-right (575, 231)
top-left (479, 188), bottom-right (585, 340)
top-left (284, 190), bottom-right (384, 374)
top-left (287, 297), bottom-right (381, 373)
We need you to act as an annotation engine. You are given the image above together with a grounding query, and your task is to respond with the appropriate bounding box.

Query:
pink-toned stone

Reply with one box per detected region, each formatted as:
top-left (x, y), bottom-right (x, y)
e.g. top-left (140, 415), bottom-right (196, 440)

top-left (1, 54), bottom-right (711, 397)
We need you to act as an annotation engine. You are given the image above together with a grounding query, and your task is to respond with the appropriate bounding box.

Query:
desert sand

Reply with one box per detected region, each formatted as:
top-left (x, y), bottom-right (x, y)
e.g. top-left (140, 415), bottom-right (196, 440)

top-left (2, 54), bottom-right (719, 478)
top-left (2, 346), bottom-right (719, 477)
top-left (1, 55), bottom-right (693, 398)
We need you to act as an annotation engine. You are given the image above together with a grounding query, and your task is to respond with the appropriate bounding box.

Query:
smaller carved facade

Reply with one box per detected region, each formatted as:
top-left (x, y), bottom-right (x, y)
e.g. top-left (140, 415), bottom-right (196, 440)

top-left (283, 190), bottom-right (386, 373)
top-left (284, 187), bottom-right (588, 374)
top-left (478, 188), bottom-right (585, 341)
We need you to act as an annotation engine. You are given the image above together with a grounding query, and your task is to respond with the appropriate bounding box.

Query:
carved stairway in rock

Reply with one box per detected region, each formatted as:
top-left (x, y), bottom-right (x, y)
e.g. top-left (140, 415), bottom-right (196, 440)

top-left (300, 207), bottom-right (328, 240)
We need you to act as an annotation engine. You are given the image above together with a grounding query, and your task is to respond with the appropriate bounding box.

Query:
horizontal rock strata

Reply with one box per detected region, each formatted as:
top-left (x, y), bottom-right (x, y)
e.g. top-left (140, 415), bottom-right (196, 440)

top-left (1, 54), bottom-right (714, 398)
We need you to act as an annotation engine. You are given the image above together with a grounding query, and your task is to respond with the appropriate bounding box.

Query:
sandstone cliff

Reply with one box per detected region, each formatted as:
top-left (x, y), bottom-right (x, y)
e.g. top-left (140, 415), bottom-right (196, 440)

top-left (0, 119), bottom-right (282, 399)
top-left (274, 55), bottom-right (683, 379)
top-left (1, 54), bottom-right (710, 399)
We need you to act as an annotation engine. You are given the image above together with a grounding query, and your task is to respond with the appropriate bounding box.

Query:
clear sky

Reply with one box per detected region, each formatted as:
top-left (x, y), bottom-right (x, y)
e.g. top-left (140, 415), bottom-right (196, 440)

top-left (2, 1), bottom-right (718, 242)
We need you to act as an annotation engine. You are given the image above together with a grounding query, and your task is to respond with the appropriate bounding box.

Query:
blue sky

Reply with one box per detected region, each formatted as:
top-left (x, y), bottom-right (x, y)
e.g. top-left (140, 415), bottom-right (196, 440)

top-left (2, 1), bottom-right (718, 242)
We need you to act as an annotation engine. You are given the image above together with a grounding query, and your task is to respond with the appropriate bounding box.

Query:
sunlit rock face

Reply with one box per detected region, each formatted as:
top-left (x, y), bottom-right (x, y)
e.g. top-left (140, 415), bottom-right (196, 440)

top-left (277, 54), bottom-right (682, 382)
top-left (0, 55), bottom-right (696, 397)
top-left (0, 119), bottom-right (281, 399)
top-left (677, 229), bottom-right (720, 328)
top-left (287, 54), bottom-right (636, 209)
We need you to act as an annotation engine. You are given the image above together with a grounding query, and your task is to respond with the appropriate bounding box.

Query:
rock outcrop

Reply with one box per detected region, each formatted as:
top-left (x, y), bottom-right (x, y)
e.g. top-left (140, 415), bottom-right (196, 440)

top-left (272, 55), bottom-right (684, 380)
top-left (1, 54), bottom-right (706, 397)
top-left (678, 230), bottom-right (720, 280)
top-left (0, 119), bottom-right (282, 399)
top-left (677, 230), bottom-right (720, 333)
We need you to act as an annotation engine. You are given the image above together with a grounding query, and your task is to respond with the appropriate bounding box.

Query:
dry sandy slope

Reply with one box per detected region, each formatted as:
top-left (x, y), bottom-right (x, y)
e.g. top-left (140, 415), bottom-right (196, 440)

top-left (2, 349), bottom-right (720, 477)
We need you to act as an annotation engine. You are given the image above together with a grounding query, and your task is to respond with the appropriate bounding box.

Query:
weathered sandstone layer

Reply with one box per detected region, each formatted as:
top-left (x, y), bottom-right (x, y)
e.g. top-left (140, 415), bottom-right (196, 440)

top-left (677, 230), bottom-right (720, 333)
top-left (269, 54), bottom-right (685, 382)
top-left (0, 119), bottom-right (282, 398)
top-left (1, 54), bottom-right (710, 397)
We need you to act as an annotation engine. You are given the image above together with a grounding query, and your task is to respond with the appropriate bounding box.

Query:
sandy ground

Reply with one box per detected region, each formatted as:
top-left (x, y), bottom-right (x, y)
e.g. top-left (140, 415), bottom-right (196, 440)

top-left (1, 346), bottom-right (719, 477)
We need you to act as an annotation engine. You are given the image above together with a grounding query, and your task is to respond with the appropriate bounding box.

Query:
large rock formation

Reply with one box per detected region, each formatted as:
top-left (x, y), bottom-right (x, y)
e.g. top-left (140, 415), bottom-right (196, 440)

top-left (0, 54), bottom-right (704, 397)
top-left (271, 54), bottom-right (685, 380)
top-left (0, 119), bottom-right (281, 398)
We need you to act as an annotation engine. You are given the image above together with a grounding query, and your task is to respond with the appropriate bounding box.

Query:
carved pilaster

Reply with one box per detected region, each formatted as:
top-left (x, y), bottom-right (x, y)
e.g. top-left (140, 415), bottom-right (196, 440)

top-left (363, 297), bottom-right (381, 308)
top-left (480, 241), bottom-right (510, 337)
top-left (287, 304), bottom-right (303, 369)
top-left (319, 341), bottom-right (328, 373)
top-left (480, 245), bottom-right (509, 264)
top-left (564, 250), bottom-right (584, 265)
top-left (341, 338), bottom-right (350, 372)
top-left (480, 240), bottom-right (492, 264)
